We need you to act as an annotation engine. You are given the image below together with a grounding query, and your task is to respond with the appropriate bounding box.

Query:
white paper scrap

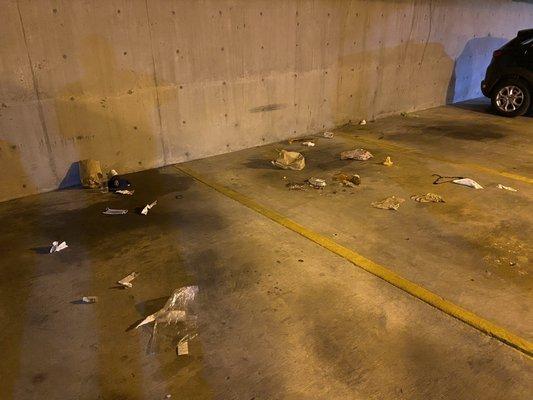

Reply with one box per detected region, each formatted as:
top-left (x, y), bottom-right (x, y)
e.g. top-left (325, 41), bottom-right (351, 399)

top-left (141, 200), bottom-right (157, 215)
top-left (103, 208), bottom-right (128, 215)
top-left (118, 272), bottom-right (139, 288)
top-left (49, 241), bottom-right (68, 253)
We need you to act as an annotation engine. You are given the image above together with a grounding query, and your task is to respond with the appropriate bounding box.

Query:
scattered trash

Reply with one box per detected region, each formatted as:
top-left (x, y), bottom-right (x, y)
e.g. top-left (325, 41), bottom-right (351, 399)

top-left (118, 272), bottom-right (139, 288)
top-left (371, 196), bottom-right (405, 210)
top-left (400, 112), bottom-right (407, 117)
top-left (177, 340), bottom-right (189, 356)
top-left (411, 193), bottom-right (445, 203)
top-left (307, 177), bottom-right (327, 189)
top-left (103, 208), bottom-right (128, 215)
top-left (82, 296), bottom-right (98, 303)
top-left (382, 156), bottom-right (393, 166)
top-left (166, 394), bottom-right (172, 399)
top-left (497, 184), bottom-right (518, 192)
top-left (340, 148), bottom-right (373, 161)
top-left (115, 189), bottom-right (135, 195)
top-left (135, 286), bottom-right (199, 353)
top-left (359, 119), bottom-right (367, 125)
top-left (271, 150), bottom-right (305, 170)
top-left (453, 178), bottom-right (483, 190)
top-left (333, 172), bottom-right (361, 186)
top-left (286, 182), bottom-right (307, 191)
top-left (323, 131), bottom-right (334, 139)
top-left (79, 159), bottom-right (103, 188)
top-left (108, 170), bottom-right (132, 192)
top-left (302, 141), bottom-right (315, 147)
top-left (432, 174), bottom-right (483, 189)
top-left (49, 241), bottom-right (68, 253)
top-left (141, 200), bottom-right (157, 215)
top-left (288, 137), bottom-right (314, 144)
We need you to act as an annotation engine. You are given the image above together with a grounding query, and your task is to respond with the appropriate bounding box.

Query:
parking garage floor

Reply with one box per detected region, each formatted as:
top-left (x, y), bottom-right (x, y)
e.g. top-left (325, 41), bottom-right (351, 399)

top-left (0, 99), bottom-right (531, 399)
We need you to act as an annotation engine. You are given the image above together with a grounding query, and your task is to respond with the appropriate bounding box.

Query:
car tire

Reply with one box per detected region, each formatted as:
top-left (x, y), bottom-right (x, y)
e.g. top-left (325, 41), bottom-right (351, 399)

top-left (491, 79), bottom-right (531, 117)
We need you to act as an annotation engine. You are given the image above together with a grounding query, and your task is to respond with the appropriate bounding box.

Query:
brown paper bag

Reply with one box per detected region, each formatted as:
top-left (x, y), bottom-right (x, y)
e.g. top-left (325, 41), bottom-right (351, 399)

top-left (79, 159), bottom-right (103, 188)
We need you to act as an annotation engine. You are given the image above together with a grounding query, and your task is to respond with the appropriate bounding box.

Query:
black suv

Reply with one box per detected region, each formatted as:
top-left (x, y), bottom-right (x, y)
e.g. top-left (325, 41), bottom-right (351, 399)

top-left (481, 29), bottom-right (533, 117)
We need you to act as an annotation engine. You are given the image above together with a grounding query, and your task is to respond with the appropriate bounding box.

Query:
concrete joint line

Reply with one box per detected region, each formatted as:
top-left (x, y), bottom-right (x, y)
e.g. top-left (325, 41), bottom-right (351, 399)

top-left (175, 165), bottom-right (533, 358)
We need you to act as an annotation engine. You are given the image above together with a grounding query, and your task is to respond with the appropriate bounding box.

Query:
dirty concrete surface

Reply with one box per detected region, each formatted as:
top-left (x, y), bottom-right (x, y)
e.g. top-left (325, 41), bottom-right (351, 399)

top-left (0, 100), bottom-right (532, 399)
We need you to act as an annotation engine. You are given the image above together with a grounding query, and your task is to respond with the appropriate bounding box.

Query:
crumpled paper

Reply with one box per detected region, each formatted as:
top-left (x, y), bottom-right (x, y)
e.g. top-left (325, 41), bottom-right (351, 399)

top-left (271, 150), bottom-right (305, 170)
top-left (340, 148), bottom-right (373, 161)
top-left (49, 241), bottom-right (68, 253)
top-left (452, 178), bottom-right (483, 189)
top-left (371, 196), bottom-right (405, 210)
top-left (410, 193), bottom-right (444, 203)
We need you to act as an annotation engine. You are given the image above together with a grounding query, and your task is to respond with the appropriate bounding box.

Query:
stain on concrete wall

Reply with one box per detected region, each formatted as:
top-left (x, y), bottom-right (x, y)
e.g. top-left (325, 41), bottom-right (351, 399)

top-left (0, 0), bottom-right (532, 201)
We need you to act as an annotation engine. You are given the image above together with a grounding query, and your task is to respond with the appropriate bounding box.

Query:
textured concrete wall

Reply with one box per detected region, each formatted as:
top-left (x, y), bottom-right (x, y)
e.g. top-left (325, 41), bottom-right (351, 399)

top-left (0, 0), bottom-right (531, 201)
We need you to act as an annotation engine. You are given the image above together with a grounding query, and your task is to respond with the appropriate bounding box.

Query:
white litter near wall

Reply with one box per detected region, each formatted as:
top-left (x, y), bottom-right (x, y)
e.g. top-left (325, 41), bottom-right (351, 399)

top-left (115, 189), bottom-right (135, 195)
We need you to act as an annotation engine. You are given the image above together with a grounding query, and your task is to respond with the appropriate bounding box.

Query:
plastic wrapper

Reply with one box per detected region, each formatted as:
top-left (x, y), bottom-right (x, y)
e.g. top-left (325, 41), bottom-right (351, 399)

top-left (136, 286), bottom-right (199, 354)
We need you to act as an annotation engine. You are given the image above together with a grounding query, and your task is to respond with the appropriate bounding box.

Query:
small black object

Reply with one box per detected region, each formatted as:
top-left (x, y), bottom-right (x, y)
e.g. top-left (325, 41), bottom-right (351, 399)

top-left (108, 175), bottom-right (131, 191)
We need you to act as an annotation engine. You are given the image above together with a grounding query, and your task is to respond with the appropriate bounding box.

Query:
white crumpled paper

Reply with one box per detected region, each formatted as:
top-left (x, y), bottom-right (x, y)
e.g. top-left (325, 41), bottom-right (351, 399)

top-left (452, 178), bottom-right (483, 189)
top-left (49, 241), bottom-right (68, 253)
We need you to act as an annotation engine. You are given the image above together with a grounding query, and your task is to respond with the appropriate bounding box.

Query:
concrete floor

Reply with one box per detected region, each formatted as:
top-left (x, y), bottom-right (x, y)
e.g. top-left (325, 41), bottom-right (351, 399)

top-left (0, 99), bottom-right (531, 399)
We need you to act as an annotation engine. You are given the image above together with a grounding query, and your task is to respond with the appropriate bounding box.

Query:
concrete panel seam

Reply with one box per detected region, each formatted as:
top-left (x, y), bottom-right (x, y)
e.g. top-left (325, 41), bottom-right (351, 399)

top-left (16, 0), bottom-right (58, 181)
top-left (144, 0), bottom-right (167, 165)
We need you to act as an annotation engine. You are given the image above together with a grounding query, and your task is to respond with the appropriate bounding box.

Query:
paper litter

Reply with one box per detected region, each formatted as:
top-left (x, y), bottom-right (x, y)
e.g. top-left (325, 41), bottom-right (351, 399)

top-left (453, 178), bottom-right (483, 189)
top-left (340, 148), bottom-right (373, 161)
top-left (141, 200), bottom-right (157, 215)
top-left (307, 177), bottom-right (327, 188)
top-left (497, 184), bottom-right (517, 192)
top-left (371, 196), bottom-right (405, 210)
top-left (103, 208), bottom-right (128, 215)
top-left (359, 119), bottom-right (367, 125)
top-left (333, 172), bottom-right (361, 186)
top-left (115, 189), bottom-right (135, 195)
top-left (410, 193), bottom-right (445, 203)
top-left (118, 272), bottom-right (139, 288)
top-left (382, 156), bottom-right (393, 166)
top-left (49, 241), bottom-right (68, 253)
top-left (271, 150), bottom-right (305, 171)
top-left (82, 296), bottom-right (98, 303)
top-left (323, 131), bottom-right (334, 139)
top-left (302, 141), bottom-right (315, 147)
top-left (177, 340), bottom-right (189, 356)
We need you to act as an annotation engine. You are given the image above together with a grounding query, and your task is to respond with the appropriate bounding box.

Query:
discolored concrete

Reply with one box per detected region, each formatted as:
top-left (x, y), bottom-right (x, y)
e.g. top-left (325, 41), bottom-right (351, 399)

top-left (0, 101), bottom-right (532, 399)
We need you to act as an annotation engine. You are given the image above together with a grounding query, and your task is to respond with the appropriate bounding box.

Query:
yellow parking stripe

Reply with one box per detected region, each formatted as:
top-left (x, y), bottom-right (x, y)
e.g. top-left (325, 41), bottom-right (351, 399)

top-left (338, 132), bottom-right (533, 184)
top-left (175, 164), bottom-right (533, 357)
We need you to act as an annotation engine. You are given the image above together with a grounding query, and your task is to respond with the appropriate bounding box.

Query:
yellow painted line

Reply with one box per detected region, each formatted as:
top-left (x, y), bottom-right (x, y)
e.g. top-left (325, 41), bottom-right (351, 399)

top-left (338, 132), bottom-right (533, 184)
top-left (175, 164), bottom-right (533, 357)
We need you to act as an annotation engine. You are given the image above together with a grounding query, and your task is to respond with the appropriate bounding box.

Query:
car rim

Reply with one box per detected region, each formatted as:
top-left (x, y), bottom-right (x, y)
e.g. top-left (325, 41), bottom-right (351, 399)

top-left (495, 85), bottom-right (524, 112)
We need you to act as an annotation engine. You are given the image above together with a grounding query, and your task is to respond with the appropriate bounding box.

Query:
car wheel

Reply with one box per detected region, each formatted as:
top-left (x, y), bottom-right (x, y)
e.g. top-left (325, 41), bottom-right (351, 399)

top-left (491, 79), bottom-right (531, 117)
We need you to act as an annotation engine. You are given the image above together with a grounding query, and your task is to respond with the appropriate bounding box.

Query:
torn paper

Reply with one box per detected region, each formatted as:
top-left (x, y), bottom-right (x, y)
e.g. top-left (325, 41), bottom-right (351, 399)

top-left (141, 200), bottom-right (157, 215)
top-left (118, 272), bottom-right (139, 288)
top-left (103, 208), bottom-right (128, 215)
top-left (49, 241), bottom-right (68, 253)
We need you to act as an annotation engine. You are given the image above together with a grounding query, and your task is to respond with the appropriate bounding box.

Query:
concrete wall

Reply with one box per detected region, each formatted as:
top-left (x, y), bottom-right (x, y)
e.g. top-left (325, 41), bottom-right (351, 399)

top-left (0, 0), bottom-right (531, 201)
